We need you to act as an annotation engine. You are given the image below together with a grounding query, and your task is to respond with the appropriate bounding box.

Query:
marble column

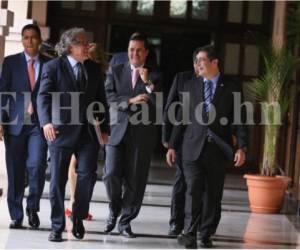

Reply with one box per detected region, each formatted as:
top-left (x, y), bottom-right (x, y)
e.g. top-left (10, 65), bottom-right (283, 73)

top-left (0, 7), bottom-right (13, 197)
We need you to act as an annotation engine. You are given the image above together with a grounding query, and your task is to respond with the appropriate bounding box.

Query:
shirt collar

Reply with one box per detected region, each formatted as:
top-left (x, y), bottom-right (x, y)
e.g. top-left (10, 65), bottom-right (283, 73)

top-left (67, 55), bottom-right (80, 68)
top-left (130, 64), bottom-right (144, 70)
top-left (204, 73), bottom-right (220, 86)
top-left (24, 52), bottom-right (39, 63)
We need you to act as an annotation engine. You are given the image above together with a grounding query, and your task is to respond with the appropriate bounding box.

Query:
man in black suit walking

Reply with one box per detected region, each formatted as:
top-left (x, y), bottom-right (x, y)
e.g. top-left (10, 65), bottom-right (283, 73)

top-left (37, 27), bottom-right (109, 242)
top-left (162, 64), bottom-right (199, 236)
top-left (103, 33), bottom-right (161, 238)
top-left (166, 45), bottom-right (248, 248)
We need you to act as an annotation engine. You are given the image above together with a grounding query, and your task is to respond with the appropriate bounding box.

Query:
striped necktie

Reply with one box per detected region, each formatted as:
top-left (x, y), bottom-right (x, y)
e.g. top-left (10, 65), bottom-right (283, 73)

top-left (204, 80), bottom-right (212, 114)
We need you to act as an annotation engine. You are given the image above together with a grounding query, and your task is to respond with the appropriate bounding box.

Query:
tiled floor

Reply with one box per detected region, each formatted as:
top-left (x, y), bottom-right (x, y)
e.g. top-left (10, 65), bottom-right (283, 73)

top-left (0, 175), bottom-right (299, 249)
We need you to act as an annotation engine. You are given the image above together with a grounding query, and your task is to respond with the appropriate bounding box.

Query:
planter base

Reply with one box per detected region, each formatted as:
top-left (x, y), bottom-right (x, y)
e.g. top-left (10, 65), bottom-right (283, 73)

top-left (244, 175), bottom-right (291, 214)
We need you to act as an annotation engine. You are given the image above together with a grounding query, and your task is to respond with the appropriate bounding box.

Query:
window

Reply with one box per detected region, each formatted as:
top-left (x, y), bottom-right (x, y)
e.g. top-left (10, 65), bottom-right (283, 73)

top-left (115, 1), bottom-right (132, 14)
top-left (62, 1), bottom-right (76, 10)
top-left (192, 0), bottom-right (208, 20)
top-left (227, 1), bottom-right (243, 23)
top-left (247, 2), bottom-right (263, 25)
top-left (81, 1), bottom-right (96, 11)
top-left (170, 0), bottom-right (187, 18)
top-left (137, 0), bottom-right (154, 16)
top-left (224, 43), bottom-right (240, 75)
top-left (243, 45), bottom-right (259, 76)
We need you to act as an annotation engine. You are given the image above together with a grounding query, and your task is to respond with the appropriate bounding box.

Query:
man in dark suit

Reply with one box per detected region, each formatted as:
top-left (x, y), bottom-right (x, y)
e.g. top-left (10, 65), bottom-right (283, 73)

top-left (103, 33), bottom-right (161, 238)
top-left (37, 27), bottom-right (109, 242)
top-left (162, 65), bottom-right (199, 236)
top-left (166, 45), bottom-right (248, 248)
top-left (0, 24), bottom-right (48, 229)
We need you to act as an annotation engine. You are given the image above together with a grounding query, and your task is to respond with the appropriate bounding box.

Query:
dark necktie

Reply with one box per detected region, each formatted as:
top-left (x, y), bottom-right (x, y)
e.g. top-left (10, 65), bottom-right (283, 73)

top-left (204, 80), bottom-right (213, 114)
top-left (204, 80), bottom-right (213, 139)
top-left (76, 62), bottom-right (86, 91)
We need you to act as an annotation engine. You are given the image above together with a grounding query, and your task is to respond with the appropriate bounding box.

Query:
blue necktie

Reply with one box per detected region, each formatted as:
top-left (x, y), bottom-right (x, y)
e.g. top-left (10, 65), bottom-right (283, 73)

top-left (204, 80), bottom-right (212, 114)
top-left (204, 80), bottom-right (213, 139)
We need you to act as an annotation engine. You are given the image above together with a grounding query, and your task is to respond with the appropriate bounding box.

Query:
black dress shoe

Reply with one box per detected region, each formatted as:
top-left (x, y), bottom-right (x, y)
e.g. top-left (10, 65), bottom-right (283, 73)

top-left (72, 217), bottom-right (85, 239)
top-left (177, 234), bottom-right (197, 249)
top-left (119, 227), bottom-right (136, 238)
top-left (200, 237), bottom-right (213, 248)
top-left (104, 215), bottom-right (117, 234)
top-left (9, 220), bottom-right (23, 229)
top-left (168, 224), bottom-right (183, 236)
top-left (26, 209), bottom-right (40, 228)
top-left (48, 231), bottom-right (62, 242)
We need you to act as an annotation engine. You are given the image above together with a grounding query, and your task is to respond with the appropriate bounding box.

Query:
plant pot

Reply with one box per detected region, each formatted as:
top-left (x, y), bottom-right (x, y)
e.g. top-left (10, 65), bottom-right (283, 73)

top-left (244, 174), bottom-right (291, 214)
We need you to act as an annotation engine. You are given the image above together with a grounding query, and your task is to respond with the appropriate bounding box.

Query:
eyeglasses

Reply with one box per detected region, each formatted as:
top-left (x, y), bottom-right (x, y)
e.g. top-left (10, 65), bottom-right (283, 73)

top-left (194, 57), bottom-right (209, 64)
top-left (73, 40), bottom-right (90, 47)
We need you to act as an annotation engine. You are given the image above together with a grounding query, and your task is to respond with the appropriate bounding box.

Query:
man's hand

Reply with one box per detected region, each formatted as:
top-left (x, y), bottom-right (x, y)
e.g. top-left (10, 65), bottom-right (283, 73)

top-left (0, 125), bottom-right (4, 141)
top-left (139, 68), bottom-right (149, 84)
top-left (166, 149), bottom-right (176, 167)
top-left (129, 94), bottom-right (149, 104)
top-left (100, 132), bottom-right (109, 145)
top-left (43, 123), bottom-right (58, 142)
top-left (234, 149), bottom-right (246, 167)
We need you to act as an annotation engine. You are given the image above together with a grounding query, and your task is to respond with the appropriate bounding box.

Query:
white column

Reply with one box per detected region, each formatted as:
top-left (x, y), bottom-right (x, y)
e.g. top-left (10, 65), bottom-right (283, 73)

top-left (0, 8), bottom-right (14, 67)
top-left (0, 8), bottom-right (13, 196)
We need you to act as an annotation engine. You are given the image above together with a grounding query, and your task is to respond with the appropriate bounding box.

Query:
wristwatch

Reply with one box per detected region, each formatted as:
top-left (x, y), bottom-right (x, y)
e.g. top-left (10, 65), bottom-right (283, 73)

top-left (145, 79), bottom-right (154, 87)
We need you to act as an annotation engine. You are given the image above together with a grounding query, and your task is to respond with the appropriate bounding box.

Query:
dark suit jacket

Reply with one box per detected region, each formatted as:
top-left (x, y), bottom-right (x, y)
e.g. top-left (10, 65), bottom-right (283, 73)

top-left (105, 61), bottom-right (161, 149)
top-left (162, 70), bottom-right (195, 145)
top-left (37, 55), bottom-right (110, 147)
top-left (0, 52), bottom-right (49, 135)
top-left (169, 74), bottom-right (248, 162)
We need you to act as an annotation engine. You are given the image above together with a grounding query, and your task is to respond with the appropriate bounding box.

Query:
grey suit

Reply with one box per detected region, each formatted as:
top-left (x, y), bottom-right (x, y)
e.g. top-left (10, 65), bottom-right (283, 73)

top-left (103, 62), bottom-right (161, 231)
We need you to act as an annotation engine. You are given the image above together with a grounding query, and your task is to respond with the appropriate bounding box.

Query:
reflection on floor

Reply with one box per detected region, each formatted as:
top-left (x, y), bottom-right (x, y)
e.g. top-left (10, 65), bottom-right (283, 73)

top-left (0, 174), bottom-right (299, 249)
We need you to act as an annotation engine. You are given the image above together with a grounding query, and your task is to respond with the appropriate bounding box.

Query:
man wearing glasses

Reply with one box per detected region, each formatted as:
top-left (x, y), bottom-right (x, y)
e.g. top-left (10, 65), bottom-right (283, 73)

top-left (37, 28), bottom-right (110, 242)
top-left (166, 45), bottom-right (248, 248)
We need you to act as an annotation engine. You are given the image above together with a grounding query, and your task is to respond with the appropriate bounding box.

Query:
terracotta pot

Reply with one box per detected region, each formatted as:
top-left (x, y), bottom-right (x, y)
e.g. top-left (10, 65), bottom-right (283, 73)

top-left (243, 174), bottom-right (291, 214)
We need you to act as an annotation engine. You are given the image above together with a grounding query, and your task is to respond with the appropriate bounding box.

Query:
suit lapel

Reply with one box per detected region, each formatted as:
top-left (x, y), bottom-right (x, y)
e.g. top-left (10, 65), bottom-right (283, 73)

top-left (33, 54), bottom-right (46, 92)
top-left (190, 74), bottom-right (203, 104)
top-left (211, 75), bottom-right (224, 109)
top-left (61, 56), bottom-right (78, 90)
top-left (122, 62), bottom-right (133, 93)
top-left (19, 53), bottom-right (31, 91)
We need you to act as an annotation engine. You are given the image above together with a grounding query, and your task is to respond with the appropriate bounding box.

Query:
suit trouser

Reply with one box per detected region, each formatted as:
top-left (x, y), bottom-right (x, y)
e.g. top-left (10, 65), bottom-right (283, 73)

top-left (103, 127), bottom-right (153, 231)
top-left (48, 129), bottom-right (99, 233)
top-left (5, 125), bottom-right (47, 221)
top-left (182, 140), bottom-right (226, 238)
top-left (169, 153), bottom-right (186, 229)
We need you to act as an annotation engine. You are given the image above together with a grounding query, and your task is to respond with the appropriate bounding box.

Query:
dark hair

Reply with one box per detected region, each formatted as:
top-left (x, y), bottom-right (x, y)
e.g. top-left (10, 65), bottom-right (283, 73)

top-left (193, 45), bottom-right (219, 62)
top-left (129, 32), bottom-right (149, 50)
top-left (21, 24), bottom-right (41, 39)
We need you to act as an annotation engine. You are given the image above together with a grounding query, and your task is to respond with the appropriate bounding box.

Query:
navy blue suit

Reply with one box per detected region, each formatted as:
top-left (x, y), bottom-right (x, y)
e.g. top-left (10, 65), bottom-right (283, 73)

top-left (37, 55), bottom-right (109, 233)
top-left (0, 52), bottom-right (48, 221)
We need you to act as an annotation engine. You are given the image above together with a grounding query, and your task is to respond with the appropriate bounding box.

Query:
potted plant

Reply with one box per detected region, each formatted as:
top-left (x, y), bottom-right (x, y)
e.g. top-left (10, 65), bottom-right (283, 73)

top-left (244, 43), bottom-right (300, 213)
